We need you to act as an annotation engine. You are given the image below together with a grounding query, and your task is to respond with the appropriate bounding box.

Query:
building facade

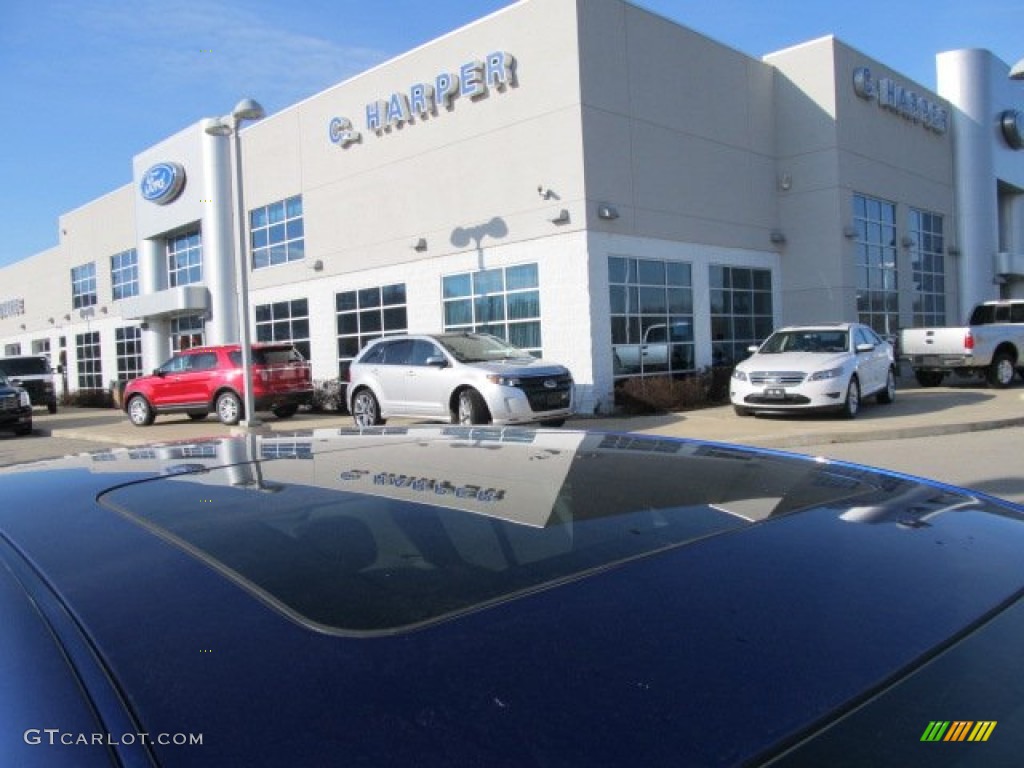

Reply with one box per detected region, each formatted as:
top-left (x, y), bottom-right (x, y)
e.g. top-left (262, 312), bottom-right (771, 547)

top-left (1, 0), bottom-right (1021, 413)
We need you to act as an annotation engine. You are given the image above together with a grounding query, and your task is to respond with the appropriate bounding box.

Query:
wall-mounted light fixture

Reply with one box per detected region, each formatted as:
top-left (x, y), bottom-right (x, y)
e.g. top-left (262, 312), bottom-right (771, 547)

top-left (48, 317), bottom-right (55, 325)
top-left (140, 322), bottom-right (150, 331)
top-left (537, 185), bottom-right (555, 200)
top-left (769, 229), bottom-right (786, 244)
top-left (843, 225), bottom-right (858, 239)
top-left (100, 306), bottom-right (108, 314)
top-left (777, 174), bottom-right (793, 191)
top-left (309, 259), bottom-right (324, 271)
top-left (597, 203), bottom-right (619, 220)
top-left (19, 323), bottom-right (26, 330)
top-left (549, 209), bottom-right (570, 225)
top-left (901, 235), bottom-right (916, 248)
top-left (412, 238), bottom-right (428, 252)
top-left (63, 314), bottom-right (71, 322)
top-left (947, 245), bottom-right (961, 256)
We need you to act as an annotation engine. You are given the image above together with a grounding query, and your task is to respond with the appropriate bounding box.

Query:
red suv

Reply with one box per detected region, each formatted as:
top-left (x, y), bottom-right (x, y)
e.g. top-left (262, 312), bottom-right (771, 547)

top-left (123, 343), bottom-right (313, 427)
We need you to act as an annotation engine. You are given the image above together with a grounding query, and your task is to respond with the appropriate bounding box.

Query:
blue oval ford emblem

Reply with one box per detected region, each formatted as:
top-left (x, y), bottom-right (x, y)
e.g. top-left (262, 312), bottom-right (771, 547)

top-left (140, 162), bottom-right (186, 205)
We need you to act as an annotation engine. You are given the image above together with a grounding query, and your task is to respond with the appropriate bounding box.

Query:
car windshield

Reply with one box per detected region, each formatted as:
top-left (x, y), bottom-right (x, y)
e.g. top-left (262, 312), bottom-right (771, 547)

top-left (760, 330), bottom-right (849, 354)
top-left (435, 333), bottom-right (533, 363)
top-left (0, 357), bottom-right (49, 376)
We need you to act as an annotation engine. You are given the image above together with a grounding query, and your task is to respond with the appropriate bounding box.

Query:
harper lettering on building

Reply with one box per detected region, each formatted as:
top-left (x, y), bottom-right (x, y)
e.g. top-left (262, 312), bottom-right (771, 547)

top-left (852, 67), bottom-right (948, 134)
top-left (329, 51), bottom-right (516, 147)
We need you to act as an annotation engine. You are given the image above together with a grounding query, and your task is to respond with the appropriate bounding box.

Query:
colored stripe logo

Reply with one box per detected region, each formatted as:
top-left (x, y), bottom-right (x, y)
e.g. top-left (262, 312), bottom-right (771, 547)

top-left (921, 721), bottom-right (996, 742)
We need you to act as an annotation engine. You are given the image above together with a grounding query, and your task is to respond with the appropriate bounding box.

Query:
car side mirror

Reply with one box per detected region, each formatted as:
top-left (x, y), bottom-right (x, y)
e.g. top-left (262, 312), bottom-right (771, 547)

top-left (855, 343), bottom-right (875, 353)
top-left (154, 368), bottom-right (166, 377)
top-left (425, 355), bottom-right (448, 368)
top-left (747, 345), bottom-right (759, 353)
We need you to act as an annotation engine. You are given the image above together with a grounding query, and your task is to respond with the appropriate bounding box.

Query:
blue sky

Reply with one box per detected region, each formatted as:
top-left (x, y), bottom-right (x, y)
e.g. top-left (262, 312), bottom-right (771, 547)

top-left (1, 0), bottom-right (1020, 268)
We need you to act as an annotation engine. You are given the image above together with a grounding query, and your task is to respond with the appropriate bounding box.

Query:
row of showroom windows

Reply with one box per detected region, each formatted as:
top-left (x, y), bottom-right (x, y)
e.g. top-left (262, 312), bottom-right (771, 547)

top-left (56, 256), bottom-right (777, 393)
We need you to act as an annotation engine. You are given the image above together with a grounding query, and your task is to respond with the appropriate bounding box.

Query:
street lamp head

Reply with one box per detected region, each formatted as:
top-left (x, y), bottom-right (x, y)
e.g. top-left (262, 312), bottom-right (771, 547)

top-left (1010, 57), bottom-right (1024, 81)
top-left (232, 98), bottom-right (266, 123)
top-left (203, 117), bottom-right (233, 137)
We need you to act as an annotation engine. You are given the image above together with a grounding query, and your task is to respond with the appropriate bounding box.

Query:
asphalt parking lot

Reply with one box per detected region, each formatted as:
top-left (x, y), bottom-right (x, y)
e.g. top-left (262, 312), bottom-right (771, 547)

top-left (8, 374), bottom-right (1023, 453)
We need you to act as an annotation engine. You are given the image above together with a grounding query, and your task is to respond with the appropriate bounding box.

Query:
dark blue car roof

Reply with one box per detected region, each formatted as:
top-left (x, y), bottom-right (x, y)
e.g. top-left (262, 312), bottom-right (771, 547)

top-left (2, 428), bottom-right (1023, 766)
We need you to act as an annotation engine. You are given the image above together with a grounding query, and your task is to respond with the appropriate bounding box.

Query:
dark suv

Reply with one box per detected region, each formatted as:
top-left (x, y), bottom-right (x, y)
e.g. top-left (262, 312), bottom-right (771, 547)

top-left (0, 356), bottom-right (58, 414)
top-left (0, 373), bottom-right (33, 435)
top-left (123, 344), bottom-right (313, 426)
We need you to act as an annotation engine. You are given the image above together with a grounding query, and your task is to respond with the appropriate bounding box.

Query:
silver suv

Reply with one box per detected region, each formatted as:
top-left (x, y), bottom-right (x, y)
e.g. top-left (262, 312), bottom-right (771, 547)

top-left (345, 333), bottom-right (574, 427)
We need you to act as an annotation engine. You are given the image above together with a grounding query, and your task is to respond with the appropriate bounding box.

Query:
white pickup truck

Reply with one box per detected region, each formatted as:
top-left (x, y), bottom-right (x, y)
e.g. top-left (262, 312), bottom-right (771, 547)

top-left (899, 300), bottom-right (1024, 388)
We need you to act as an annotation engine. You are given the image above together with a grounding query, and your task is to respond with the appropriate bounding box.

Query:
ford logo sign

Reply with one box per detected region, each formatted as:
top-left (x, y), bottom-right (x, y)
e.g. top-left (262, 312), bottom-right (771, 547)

top-left (140, 162), bottom-right (186, 205)
top-left (543, 379), bottom-right (558, 389)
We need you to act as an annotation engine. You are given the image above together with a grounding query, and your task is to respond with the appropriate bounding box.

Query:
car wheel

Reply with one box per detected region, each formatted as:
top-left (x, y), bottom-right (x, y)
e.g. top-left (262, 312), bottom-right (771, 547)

top-left (840, 376), bottom-right (860, 419)
top-left (914, 370), bottom-right (945, 388)
top-left (733, 405), bottom-right (754, 417)
top-left (127, 395), bottom-right (155, 427)
top-left (876, 367), bottom-right (896, 404)
top-left (987, 353), bottom-right (1016, 389)
top-left (47, 402), bottom-right (57, 414)
top-left (188, 413), bottom-right (208, 421)
top-left (272, 405), bottom-right (298, 419)
top-left (14, 423), bottom-right (32, 436)
top-left (456, 389), bottom-right (491, 425)
top-left (216, 391), bottom-right (242, 425)
top-left (351, 390), bottom-right (384, 427)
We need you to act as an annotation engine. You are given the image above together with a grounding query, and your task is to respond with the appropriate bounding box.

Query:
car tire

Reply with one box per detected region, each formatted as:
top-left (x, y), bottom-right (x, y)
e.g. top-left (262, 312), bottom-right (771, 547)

top-left (216, 391), bottom-right (242, 425)
top-left (351, 389), bottom-right (384, 427)
top-left (914, 370), bottom-right (945, 388)
top-left (272, 405), bottom-right (298, 419)
top-left (188, 413), bottom-right (208, 421)
top-left (733, 405), bottom-right (754, 417)
top-left (127, 395), bottom-right (155, 427)
top-left (14, 423), bottom-right (32, 436)
top-left (840, 376), bottom-right (860, 419)
top-left (456, 389), bottom-right (491, 425)
top-left (47, 402), bottom-right (57, 414)
top-left (876, 367), bottom-right (896, 404)
top-left (987, 353), bottom-right (1016, 389)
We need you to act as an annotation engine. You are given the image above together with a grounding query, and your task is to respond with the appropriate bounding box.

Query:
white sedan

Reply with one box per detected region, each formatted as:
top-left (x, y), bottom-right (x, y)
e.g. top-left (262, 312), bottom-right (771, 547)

top-left (730, 323), bottom-right (896, 418)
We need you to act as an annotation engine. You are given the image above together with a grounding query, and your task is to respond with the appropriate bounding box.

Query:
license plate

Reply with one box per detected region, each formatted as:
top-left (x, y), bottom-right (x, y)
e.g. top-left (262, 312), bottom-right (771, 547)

top-left (764, 387), bottom-right (786, 399)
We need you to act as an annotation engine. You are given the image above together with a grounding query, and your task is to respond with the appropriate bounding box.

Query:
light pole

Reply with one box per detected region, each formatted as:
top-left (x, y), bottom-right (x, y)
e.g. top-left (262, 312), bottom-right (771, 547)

top-left (204, 98), bottom-right (266, 429)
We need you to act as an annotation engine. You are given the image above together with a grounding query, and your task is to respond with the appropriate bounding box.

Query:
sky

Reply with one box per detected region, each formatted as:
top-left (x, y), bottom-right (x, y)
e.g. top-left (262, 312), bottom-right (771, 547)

top-left (1, 0), bottom-right (1021, 268)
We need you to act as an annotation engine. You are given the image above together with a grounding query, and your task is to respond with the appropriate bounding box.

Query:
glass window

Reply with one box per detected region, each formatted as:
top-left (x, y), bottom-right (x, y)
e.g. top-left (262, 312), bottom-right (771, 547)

top-left (442, 263), bottom-right (543, 356)
top-left (609, 257), bottom-right (694, 379)
top-left (170, 314), bottom-right (205, 352)
top-left (908, 208), bottom-right (946, 328)
top-left (254, 298), bottom-right (311, 361)
top-left (168, 231), bottom-right (202, 288)
top-left (75, 331), bottom-right (102, 389)
top-left (71, 263), bottom-right (97, 309)
top-left (336, 283), bottom-right (408, 378)
top-left (115, 326), bottom-right (143, 382)
top-left (251, 195), bottom-right (305, 269)
top-left (852, 193), bottom-right (898, 338)
top-left (111, 249), bottom-right (139, 301)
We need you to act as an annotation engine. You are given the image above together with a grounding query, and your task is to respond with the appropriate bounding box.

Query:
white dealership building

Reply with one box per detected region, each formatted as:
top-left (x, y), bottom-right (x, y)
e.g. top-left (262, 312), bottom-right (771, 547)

top-left (1, 0), bottom-right (1022, 413)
